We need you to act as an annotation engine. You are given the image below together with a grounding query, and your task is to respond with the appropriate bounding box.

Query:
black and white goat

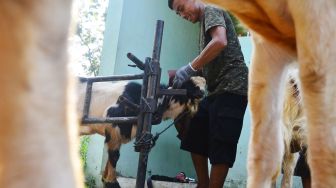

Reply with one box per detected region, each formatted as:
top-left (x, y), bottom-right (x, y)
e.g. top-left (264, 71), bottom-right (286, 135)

top-left (77, 76), bottom-right (205, 188)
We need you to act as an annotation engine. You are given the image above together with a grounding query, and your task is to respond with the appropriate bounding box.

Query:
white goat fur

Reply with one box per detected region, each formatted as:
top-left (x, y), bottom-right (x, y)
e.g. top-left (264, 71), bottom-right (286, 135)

top-left (78, 81), bottom-right (129, 136)
top-left (203, 0), bottom-right (336, 187)
top-left (0, 1), bottom-right (82, 188)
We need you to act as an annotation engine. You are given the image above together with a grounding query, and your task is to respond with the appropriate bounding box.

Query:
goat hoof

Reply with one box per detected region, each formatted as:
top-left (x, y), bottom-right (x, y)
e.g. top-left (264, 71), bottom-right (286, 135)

top-left (104, 181), bottom-right (121, 188)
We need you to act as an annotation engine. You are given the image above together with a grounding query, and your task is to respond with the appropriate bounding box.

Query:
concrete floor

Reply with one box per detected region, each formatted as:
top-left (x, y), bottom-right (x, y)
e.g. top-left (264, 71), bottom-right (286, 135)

top-left (117, 177), bottom-right (197, 188)
top-left (92, 176), bottom-right (305, 188)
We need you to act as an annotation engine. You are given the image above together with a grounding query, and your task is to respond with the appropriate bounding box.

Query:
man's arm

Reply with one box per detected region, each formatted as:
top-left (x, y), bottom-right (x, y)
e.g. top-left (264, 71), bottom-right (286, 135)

top-left (190, 25), bottom-right (227, 70)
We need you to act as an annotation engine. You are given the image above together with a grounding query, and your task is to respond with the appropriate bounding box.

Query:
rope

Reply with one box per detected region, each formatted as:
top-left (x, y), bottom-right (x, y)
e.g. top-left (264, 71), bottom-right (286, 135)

top-left (134, 110), bottom-right (190, 150)
top-left (152, 110), bottom-right (190, 144)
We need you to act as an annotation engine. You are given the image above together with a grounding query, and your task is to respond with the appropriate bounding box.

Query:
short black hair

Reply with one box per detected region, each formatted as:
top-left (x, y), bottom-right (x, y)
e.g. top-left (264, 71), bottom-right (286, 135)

top-left (168, 0), bottom-right (175, 9)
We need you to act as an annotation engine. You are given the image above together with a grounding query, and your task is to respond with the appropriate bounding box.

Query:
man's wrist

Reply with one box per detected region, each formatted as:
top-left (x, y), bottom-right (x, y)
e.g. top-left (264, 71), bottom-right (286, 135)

top-left (188, 62), bottom-right (197, 72)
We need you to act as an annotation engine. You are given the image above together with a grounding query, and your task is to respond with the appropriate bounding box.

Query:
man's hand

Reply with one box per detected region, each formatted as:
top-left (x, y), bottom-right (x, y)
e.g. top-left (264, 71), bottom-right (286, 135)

top-left (173, 63), bottom-right (198, 88)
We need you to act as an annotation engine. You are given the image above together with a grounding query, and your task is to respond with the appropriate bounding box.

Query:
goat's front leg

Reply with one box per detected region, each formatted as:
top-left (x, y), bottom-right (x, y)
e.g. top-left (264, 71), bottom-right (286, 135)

top-left (247, 34), bottom-right (292, 188)
top-left (288, 1), bottom-right (336, 186)
top-left (102, 127), bottom-right (122, 188)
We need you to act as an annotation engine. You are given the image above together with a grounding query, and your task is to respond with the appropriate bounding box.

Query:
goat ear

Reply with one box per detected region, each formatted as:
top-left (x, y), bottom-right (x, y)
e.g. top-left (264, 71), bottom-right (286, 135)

top-left (190, 76), bottom-right (206, 92)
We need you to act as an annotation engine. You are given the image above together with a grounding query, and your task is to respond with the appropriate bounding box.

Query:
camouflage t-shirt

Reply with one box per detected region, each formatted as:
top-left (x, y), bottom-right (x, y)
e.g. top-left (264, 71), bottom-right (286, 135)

top-left (200, 6), bottom-right (248, 96)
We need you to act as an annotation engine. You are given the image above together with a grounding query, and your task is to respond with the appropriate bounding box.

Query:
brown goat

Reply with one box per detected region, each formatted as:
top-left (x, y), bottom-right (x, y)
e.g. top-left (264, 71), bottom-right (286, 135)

top-left (0, 1), bottom-right (83, 187)
top-left (203, 0), bottom-right (336, 187)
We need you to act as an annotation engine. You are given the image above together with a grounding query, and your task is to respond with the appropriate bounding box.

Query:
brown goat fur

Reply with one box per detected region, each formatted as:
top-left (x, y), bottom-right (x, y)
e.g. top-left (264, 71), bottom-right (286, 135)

top-left (0, 1), bottom-right (83, 187)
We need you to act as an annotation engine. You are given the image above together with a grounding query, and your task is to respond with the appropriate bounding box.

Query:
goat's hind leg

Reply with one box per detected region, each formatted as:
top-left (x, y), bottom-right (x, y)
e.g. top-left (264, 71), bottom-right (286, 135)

top-left (247, 35), bottom-right (292, 188)
top-left (102, 128), bottom-right (122, 188)
top-left (288, 0), bottom-right (336, 186)
top-left (281, 150), bottom-right (298, 188)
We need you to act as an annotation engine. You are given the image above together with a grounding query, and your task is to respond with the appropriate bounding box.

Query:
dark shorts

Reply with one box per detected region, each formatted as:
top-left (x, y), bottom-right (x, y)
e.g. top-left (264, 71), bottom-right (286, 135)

top-left (294, 149), bottom-right (311, 178)
top-left (180, 92), bottom-right (248, 167)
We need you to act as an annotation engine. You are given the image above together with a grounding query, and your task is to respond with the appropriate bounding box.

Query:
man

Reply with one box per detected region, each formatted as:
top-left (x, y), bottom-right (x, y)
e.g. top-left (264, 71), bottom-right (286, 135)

top-left (168, 0), bottom-right (248, 187)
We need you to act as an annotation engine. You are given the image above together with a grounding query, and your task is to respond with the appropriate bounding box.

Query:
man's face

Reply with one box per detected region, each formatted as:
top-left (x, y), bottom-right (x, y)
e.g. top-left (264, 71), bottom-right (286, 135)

top-left (172, 0), bottom-right (200, 23)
